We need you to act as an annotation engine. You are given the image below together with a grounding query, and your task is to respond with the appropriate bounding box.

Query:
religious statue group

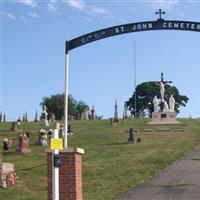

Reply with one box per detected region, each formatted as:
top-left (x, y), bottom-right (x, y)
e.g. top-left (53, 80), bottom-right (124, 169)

top-left (153, 94), bottom-right (175, 112)
top-left (153, 73), bottom-right (175, 113)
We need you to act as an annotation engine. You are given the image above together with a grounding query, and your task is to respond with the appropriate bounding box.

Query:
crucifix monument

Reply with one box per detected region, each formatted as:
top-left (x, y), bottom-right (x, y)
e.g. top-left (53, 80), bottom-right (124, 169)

top-left (149, 73), bottom-right (180, 125)
top-left (155, 73), bottom-right (172, 112)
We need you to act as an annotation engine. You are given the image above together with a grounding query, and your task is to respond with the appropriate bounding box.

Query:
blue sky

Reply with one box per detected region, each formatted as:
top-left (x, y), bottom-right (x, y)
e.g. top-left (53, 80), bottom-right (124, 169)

top-left (1, 0), bottom-right (200, 121)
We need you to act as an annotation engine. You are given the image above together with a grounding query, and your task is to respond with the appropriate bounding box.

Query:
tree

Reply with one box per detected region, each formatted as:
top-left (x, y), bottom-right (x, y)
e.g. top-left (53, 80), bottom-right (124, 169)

top-left (126, 82), bottom-right (189, 117)
top-left (76, 100), bottom-right (89, 119)
top-left (40, 93), bottom-right (89, 120)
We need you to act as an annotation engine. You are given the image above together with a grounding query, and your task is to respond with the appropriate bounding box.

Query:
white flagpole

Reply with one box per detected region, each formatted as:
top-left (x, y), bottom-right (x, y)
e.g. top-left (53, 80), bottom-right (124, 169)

top-left (134, 42), bottom-right (137, 118)
top-left (64, 42), bottom-right (69, 148)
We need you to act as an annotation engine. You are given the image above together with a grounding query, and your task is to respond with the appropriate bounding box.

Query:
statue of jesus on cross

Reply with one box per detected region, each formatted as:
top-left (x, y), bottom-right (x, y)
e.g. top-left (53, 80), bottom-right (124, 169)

top-left (155, 73), bottom-right (172, 102)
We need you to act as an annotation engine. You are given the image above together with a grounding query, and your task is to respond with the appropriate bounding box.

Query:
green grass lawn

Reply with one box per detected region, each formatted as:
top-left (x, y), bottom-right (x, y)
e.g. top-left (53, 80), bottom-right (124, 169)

top-left (0, 118), bottom-right (200, 200)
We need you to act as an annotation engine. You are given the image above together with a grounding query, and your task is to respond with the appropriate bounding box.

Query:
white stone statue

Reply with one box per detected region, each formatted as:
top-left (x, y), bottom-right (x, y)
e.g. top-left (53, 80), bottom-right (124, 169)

top-left (163, 100), bottom-right (169, 112)
top-left (160, 82), bottom-right (166, 102)
top-left (169, 94), bottom-right (175, 112)
top-left (40, 106), bottom-right (49, 126)
top-left (153, 95), bottom-right (159, 112)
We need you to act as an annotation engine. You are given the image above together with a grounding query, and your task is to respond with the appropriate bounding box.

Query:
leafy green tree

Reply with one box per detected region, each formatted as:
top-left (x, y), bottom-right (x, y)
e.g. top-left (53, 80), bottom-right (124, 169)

top-left (40, 94), bottom-right (88, 120)
top-left (76, 100), bottom-right (89, 119)
top-left (126, 82), bottom-right (189, 117)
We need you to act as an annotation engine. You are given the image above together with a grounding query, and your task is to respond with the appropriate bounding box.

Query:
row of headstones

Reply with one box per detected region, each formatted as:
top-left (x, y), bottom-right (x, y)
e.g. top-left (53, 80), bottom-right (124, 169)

top-left (80, 101), bottom-right (131, 121)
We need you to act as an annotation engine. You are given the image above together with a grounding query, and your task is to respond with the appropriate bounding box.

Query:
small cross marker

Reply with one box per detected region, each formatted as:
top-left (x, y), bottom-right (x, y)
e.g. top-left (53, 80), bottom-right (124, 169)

top-left (155, 9), bottom-right (165, 20)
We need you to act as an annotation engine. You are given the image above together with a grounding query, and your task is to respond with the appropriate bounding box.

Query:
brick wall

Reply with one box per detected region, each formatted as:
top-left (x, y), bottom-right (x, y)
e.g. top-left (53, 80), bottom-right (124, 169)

top-left (47, 148), bottom-right (84, 200)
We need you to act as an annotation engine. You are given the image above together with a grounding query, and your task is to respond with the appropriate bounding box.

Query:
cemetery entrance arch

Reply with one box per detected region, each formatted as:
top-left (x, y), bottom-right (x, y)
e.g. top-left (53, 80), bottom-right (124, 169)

top-left (63, 10), bottom-right (200, 147)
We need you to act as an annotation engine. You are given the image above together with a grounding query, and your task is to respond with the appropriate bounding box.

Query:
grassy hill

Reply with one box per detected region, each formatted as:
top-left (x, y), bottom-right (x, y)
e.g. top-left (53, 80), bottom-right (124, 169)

top-left (0, 118), bottom-right (200, 200)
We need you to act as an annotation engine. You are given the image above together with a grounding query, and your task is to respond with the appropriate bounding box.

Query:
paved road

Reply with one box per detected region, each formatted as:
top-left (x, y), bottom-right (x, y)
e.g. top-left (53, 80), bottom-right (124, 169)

top-left (116, 144), bottom-right (200, 200)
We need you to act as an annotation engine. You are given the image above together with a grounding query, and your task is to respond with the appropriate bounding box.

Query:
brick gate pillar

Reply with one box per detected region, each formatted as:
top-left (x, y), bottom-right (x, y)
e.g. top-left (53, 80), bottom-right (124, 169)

top-left (47, 147), bottom-right (84, 200)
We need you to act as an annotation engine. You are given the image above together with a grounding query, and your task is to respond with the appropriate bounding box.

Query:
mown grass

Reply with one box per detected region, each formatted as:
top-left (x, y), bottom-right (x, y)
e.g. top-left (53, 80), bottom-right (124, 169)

top-left (0, 118), bottom-right (200, 200)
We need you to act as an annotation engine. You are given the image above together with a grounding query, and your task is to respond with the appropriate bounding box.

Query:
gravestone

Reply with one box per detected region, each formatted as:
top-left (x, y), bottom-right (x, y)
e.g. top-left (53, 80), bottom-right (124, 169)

top-left (40, 106), bottom-right (49, 126)
top-left (123, 103), bottom-right (129, 118)
top-left (90, 106), bottom-right (96, 120)
top-left (113, 100), bottom-right (119, 123)
top-left (24, 111), bottom-right (28, 122)
top-left (50, 114), bottom-right (55, 122)
top-left (36, 129), bottom-right (48, 146)
top-left (3, 114), bottom-right (6, 122)
top-left (0, 163), bottom-right (15, 188)
top-left (16, 134), bottom-right (31, 153)
top-left (34, 110), bottom-right (39, 122)
top-left (81, 111), bottom-right (89, 120)
top-left (10, 122), bottom-right (18, 132)
top-left (0, 112), bottom-right (2, 122)
top-left (128, 128), bottom-right (135, 143)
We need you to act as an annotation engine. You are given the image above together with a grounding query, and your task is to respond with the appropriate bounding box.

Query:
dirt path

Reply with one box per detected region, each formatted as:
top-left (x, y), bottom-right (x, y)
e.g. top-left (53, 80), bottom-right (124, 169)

top-left (116, 144), bottom-right (200, 200)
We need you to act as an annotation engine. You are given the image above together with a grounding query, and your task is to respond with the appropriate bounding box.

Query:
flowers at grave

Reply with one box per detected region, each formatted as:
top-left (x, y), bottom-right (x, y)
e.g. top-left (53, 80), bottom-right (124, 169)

top-left (7, 172), bottom-right (19, 187)
top-left (7, 138), bottom-right (13, 148)
top-left (3, 138), bottom-right (13, 151)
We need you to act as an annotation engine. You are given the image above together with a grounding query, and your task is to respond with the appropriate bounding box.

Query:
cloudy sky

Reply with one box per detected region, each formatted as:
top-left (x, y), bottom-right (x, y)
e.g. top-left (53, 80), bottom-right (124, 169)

top-left (1, 0), bottom-right (200, 120)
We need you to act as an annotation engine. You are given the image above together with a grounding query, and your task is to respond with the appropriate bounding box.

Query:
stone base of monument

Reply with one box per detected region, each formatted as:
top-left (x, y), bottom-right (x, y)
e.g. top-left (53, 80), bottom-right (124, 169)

top-left (40, 120), bottom-right (49, 127)
top-left (0, 163), bottom-right (14, 188)
top-left (149, 111), bottom-right (181, 125)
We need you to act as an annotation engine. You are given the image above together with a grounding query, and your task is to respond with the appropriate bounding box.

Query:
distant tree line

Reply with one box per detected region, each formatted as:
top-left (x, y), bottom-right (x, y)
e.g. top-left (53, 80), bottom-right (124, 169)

top-left (40, 93), bottom-right (89, 120)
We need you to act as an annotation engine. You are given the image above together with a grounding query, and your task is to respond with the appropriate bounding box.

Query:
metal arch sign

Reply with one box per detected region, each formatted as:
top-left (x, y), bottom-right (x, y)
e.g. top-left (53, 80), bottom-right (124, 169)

top-left (63, 10), bottom-right (200, 149)
top-left (67, 19), bottom-right (200, 51)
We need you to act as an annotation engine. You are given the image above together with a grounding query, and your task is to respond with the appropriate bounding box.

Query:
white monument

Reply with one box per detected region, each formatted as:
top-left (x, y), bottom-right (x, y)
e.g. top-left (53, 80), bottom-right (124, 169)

top-left (81, 111), bottom-right (89, 120)
top-left (149, 73), bottom-right (180, 125)
top-left (153, 96), bottom-right (159, 112)
top-left (34, 110), bottom-right (39, 122)
top-left (169, 94), bottom-right (175, 112)
top-left (123, 103), bottom-right (129, 118)
top-left (40, 106), bottom-right (49, 126)
top-left (113, 100), bottom-right (119, 123)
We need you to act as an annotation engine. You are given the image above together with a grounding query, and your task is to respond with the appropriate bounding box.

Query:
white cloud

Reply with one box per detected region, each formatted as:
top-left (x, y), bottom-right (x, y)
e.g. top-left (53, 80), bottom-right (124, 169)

top-left (28, 12), bottom-right (40, 18)
top-left (150, 0), bottom-right (178, 10)
top-left (2, 12), bottom-right (17, 20)
top-left (64, 0), bottom-right (109, 16)
top-left (19, 0), bottom-right (37, 8)
top-left (90, 6), bottom-right (109, 15)
top-left (47, 3), bottom-right (58, 12)
top-left (64, 0), bottom-right (86, 10)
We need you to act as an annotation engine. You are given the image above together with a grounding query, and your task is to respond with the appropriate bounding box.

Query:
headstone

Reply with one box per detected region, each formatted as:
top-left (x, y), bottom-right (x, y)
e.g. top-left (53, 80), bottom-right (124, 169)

top-left (36, 129), bottom-right (48, 146)
top-left (34, 110), bottom-right (39, 122)
top-left (40, 106), bottom-right (49, 126)
top-left (128, 128), bottom-right (135, 143)
top-left (113, 100), bottom-right (119, 123)
top-left (50, 114), bottom-right (55, 122)
top-left (3, 114), bottom-right (6, 122)
top-left (0, 163), bottom-right (15, 188)
top-left (90, 106), bottom-right (96, 120)
top-left (48, 129), bottom-right (53, 144)
top-left (25, 111), bottom-right (28, 122)
top-left (81, 111), bottom-right (89, 120)
top-left (16, 134), bottom-right (31, 153)
top-left (0, 112), bottom-right (2, 122)
top-left (10, 122), bottom-right (18, 132)
top-left (17, 116), bottom-right (21, 125)
top-left (123, 103), bottom-right (129, 118)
